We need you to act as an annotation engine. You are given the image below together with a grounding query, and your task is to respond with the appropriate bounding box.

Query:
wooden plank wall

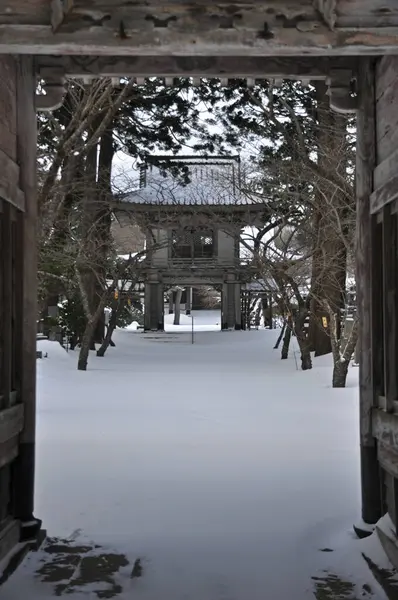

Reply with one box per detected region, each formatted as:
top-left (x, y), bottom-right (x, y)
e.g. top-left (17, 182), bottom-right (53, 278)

top-left (0, 55), bottom-right (37, 563)
top-left (0, 55), bottom-right (19, 560)
top-left (370, 55), bottom-right (398, 532)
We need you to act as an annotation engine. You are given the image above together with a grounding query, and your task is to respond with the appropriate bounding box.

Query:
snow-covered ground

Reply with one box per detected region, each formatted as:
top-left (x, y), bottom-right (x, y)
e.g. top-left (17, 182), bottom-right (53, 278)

top-left (164, 309), bottom-right (221, 332)
top-left (3, 312), bottom-right (393, 599)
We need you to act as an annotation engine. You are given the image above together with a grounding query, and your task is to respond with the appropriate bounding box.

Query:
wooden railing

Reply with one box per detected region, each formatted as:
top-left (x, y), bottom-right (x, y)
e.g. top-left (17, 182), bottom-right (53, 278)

top-left (151, 257), bottom-right (254, 269)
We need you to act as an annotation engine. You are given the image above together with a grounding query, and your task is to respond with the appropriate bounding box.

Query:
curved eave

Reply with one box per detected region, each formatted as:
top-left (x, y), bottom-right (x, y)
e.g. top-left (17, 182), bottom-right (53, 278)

top-left (112, 200), bottom-right (269, 212)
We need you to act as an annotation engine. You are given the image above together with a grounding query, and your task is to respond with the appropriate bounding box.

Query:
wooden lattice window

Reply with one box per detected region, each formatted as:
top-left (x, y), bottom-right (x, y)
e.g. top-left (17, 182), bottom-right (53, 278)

top-left (193, 231), bottom-right (214, 258)
top-left (171, 230), bottom-right (192, 259)
top-left (171, 230), bottom-right (214, 259)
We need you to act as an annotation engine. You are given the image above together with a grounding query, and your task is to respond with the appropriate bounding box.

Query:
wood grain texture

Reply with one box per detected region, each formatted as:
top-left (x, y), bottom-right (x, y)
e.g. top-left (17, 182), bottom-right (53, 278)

top-left (0, 57), bottom-right (17, 162)
top-left (336, 0), bottom-right (398, 27)
top-left (381, 209), bottom-right (398, 410)
top-left (37, 55), bottom-right (357, 79)
top-left (0, 148), bottom-right (25, 211)
top-left (16, 56), bottom-right (37, 446)
top-left (376, 56), bottom-right (398, 165)
top-left (0, 518), bottom-right (20, 565)
top-left (374, 146), bottom-right (398, 189)
top-left (370, 173), bottom-right (398, 214)
top-left (356, 58), bottom-right (376, 448)
top-left (378, 442), bottom-right (398, 479)
top-left (0, 436), bottom-right (19, 470)
top-left (0, 405), bottom-right (24, 445)
top-left (373, 409), bottom-right (398, 451)
top-left (1, 23), bottom-right (398, 56)
top-left (1, 202), bottom-right (12, 409)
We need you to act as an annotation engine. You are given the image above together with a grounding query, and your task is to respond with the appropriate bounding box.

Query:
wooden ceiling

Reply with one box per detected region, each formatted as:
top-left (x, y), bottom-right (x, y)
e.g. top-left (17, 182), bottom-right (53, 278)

top-left (0, 0), bottom-right (398, 56)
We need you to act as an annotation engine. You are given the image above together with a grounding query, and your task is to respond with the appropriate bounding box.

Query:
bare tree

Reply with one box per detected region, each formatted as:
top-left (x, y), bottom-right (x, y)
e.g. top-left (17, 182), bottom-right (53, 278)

top-left (326, 303), bottom-right (359, 387)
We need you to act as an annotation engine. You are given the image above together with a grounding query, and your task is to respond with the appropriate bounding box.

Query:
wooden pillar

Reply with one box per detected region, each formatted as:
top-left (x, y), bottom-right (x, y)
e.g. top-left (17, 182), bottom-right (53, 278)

top-left (2, 203), bottom-right (12, 408)
top-left (168, 289), bottom-right (174, 314)
top-left (222, 279), bottom-right (241, 330)
top-left (235, 283), bottom-right (241, 330)
top-left (185, 286), bottom-right (192, 315)
top-left (356, 58), bottom-right (383, 527)
top-left (144, 281), bottom-right (164, 331)
top-left (222, 283), bottom-right (232, 330)
top-left (11, 56), bottom-right (42, 539)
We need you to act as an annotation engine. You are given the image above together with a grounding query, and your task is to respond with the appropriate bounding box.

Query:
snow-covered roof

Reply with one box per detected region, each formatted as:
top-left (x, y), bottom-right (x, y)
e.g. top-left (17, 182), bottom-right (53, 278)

top-left (119, 156), bottom-right (252, 206)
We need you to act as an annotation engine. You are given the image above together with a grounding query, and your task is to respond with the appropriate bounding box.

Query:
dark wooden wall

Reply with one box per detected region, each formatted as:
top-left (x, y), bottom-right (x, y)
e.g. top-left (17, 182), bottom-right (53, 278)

top-left (358, 55), bottom-right (398, 533)
top-left (0, 55), bottom-right (39, 563)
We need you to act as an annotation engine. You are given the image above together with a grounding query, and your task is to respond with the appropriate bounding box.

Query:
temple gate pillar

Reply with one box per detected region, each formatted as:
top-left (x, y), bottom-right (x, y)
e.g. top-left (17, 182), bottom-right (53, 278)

top-left (144, 280), bottom-right (164, 331)
top-left (355, 56), bottom-right (398, 540)
top-left (0, 55), bottom-right (41, 563)
top-left (168, 289), bottom-right (174, 314)
top-left (185, 287), bottom-right (192, 315)
top-left (222, 276), bottom-right (241, 330)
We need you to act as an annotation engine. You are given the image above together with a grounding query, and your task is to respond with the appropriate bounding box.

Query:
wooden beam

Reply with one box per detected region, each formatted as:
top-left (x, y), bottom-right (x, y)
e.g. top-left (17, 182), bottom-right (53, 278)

top-left (381, 207), bottom-right (398, 411)
top-left (373, 409), bottom-right (398, 452)
top-left (0, 519), bottom-right (20, 566)
top-left (374, 147), bottom-right (398, 190)
top-left (336, 0), bottom-right (398, 29)
top-left (0, 436), bottom-right (19, 470)
top-left (0, 149), bottom-right (25, 212)
top-left (0, 405), bottom-right (24, 445)
top-left (113, 202), bottom-right (269, 213)
top-left (314, 0), bottom-right (336, 30)
top-left (37, 55), bottom-right (356, 79)
top-left (378, 442), bottom-right (398, 480)
top-left (370, 174), bottom-right (398, 214)
top-left (12, 56), bottom-right (39, 531)
top-left (2, 203), bottom-right (13, 408)
top-left (1, 24), bottom-right (398, 56)
top-left (356, 57), bottom-right (383, 525)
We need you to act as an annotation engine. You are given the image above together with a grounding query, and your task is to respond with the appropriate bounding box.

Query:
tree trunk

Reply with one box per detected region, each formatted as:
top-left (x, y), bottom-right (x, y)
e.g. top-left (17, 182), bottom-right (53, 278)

top-left (69, 335), bottom-right (78, 351)
top-left (261, 295), bottom-right (269, 327)
top-left (97, 307), bottom-right (117, 357)
top-left (174, 288), bottom-right (183, 325)
top-left (77, 290), bottom-right (111, 371)
top-left (95, 123), bottom-right (113, 341)
top-left (79, 119), bottom-right (99, 344)
top-left (309, 82), bottom-right (349, 357)
top-left (254, 304), bottom-right (261, 328)
top-left (78, 319), bottom-right (97, 371)
top-left (332, 360), bottom-right (349, 388)
top-left (79, 119), bottom-right (113, 346)
top-left (329, 310), bottom-right (358, 388)
top-left (299, 341), bottom-right (313, 370)
top-left (313, 311), bottom-right (332, 357)
top-left (274, 321), bottom-right (286, 349)
top-left (281, 318), bottom-right (292, 359)
top-left (93, 313), bottom-right (105, 345)
top-left (295, 309), bottom-right (313, 370)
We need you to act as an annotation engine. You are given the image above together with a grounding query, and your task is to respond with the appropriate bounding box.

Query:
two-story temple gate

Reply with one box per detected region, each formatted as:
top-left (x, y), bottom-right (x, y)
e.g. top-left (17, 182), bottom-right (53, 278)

top-left (2, 0), bottom-right (398, 569)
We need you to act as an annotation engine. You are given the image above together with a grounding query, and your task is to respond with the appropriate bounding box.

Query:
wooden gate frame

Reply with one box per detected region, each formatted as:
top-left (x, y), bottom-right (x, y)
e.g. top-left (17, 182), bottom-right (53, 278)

top-left (0, 56), bottom-right (41, 566)
top-left (357, 57), bottom-right (398, 545)
top-left (1, 0), bottom-right (398, 570)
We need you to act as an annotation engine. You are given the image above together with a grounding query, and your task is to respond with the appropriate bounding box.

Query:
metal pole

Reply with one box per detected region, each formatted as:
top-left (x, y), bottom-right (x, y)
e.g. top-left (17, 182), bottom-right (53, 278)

top-left (269, 293), bottom-right (273, 329)
top-left (191, 313), bottom-right (194, 344)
